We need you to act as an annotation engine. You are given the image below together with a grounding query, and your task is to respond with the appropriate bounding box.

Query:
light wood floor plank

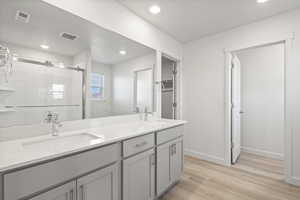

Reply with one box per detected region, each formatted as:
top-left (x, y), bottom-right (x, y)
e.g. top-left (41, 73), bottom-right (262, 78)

top-left (234, 152), bottom-right (284, 179)
top-left (159, 155), bottom-right (300, 200)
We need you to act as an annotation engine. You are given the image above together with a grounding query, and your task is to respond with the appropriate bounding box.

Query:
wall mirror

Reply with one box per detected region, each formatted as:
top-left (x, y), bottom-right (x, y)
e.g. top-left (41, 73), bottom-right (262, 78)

top-left (0, 0), bottom-right (156, 128)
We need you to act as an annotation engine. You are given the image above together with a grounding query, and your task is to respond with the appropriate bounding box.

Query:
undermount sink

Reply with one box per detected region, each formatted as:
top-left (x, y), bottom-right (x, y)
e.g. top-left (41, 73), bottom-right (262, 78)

top-left (22, 133), bottom-right (104, 151)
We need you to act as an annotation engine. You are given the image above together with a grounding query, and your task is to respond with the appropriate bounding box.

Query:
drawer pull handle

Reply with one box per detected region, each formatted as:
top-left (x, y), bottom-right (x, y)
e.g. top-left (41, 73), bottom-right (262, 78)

top-left (70, 189), bottom-right (74, 200)
top-left (135, 141), bottom-right (147, 148)
top-left (80, 185), bottom-right (85, 200)
top-left (170, 144), bottom-right (176, 155)
top-left (150, 153), bottom-right (156, 166)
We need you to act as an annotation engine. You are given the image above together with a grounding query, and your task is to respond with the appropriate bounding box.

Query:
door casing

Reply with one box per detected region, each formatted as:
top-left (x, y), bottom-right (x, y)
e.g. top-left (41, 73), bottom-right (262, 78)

top-left (223, 33), bottom-right (295, 184)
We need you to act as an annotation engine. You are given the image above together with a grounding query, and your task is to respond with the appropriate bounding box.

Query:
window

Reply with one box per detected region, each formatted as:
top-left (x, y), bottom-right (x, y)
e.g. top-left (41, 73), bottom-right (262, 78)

top-left (51, 84), bottom-right (64, 99)
top-left (90, 73), bottom-right (104, 100)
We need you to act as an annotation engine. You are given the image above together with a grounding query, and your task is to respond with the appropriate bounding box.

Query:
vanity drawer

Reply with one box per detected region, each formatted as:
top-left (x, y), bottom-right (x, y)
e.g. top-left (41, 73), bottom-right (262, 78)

top-left (3, 143), bottom-right (120, 200)
top-left (123, 133), bottom-right (154, 157)
top-left (157, 125), bottom-right (184, 145)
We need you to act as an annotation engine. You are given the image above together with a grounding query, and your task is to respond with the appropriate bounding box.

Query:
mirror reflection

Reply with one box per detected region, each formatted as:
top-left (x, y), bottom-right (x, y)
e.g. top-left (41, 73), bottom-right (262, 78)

top-left (134, 68), bottom-right (153, 113)
top-left (0, 0), bottom-right (156, 127)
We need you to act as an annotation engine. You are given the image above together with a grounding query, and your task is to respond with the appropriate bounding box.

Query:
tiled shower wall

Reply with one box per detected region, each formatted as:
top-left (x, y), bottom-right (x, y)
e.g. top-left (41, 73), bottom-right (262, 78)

top-left (0, 41), bottom-right (83, 128)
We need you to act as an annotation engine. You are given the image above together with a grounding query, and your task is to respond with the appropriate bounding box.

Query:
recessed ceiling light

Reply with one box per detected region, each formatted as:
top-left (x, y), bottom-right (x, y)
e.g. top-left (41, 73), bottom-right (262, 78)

top-left (58, 62), bottom-right (65, 68)
top-left (149, 5), bottom-right (161, 14)
top-left (40, 44), bottom-right (49, 49)
top-left (119, 50), bottom-right (127, 55)
top-left (257, 0), bottom-right (269, 3)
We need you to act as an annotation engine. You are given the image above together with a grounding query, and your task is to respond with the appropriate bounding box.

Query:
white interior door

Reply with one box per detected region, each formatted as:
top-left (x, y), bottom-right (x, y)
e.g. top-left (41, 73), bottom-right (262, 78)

top-left (238, 44), bottom-right (285, 159)
top-left (231, 54), bottom-right (242, 164)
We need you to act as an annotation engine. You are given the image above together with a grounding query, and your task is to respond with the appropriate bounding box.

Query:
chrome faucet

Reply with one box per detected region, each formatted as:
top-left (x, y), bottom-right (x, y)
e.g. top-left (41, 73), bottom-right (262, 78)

top-left (143, 107), bottom-right (151, 121)
top-left (134, 106), bottom-right (141, 120)
top-left (45, 111), bottom-right (63, 136)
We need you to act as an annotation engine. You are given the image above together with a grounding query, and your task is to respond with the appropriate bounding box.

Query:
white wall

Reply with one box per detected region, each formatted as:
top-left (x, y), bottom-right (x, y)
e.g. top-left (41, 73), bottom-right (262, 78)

top-left (112, 54), bottom-right (156, 115)
top-left (41, 0), bottom-right (182, 60)
top-left (237, 44), bottom-right (284, 159)
top-left (90, 61), bottom-right (113, 118)
top-left (183, 9), bottom-right (300, 182)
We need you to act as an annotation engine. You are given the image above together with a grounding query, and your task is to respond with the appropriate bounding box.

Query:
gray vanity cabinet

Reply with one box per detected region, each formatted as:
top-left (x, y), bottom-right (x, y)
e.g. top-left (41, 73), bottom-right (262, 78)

top-left (76, 163), bottom-right (119, 200)
top-left (157, 138), bottom-right (183, 196)
top-left (3, 144), bottom-right (120, 200)
top-left (156, 126), bottom-right (184, 197)
top-left (28, 181), bottom-right (76, 200)
top-left (0, 125), bottom-right (184, 200)
top-left (123, 149), bottom-right (155, 200)
top-left (170, 140), bottom-right (183, 183)
top-left (24, 163), bottom-right (119, 200)
top-left (156, 142), bottom-right (172, 195)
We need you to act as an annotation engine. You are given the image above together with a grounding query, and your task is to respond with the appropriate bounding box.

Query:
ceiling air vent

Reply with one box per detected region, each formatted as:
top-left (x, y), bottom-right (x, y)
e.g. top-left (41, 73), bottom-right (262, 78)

top-left (15, 10), bottom-right (31, 23)
top-left (60, 32), bottom-right (78, 41)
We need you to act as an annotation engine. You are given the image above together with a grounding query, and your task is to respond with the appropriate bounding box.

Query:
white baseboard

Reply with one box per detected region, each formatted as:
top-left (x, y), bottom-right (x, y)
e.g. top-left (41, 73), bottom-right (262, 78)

top-left (185, 149), bottom-right (226, 166)
top-left (286, 177), bottom-right (300, 186)
top-left (241, 147), bottom-right (284, 160)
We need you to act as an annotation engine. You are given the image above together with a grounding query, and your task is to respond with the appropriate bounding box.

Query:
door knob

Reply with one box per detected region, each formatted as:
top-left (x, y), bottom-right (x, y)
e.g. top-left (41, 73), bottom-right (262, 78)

top-left (239, 111), bottom-right (244, 114)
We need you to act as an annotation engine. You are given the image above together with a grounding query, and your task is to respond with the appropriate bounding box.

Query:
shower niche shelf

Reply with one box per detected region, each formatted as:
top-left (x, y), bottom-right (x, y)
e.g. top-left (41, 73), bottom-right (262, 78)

top-left (0, 108), bottom-right (16, 113)
top-left (0, 86), bottom-right (15, 95)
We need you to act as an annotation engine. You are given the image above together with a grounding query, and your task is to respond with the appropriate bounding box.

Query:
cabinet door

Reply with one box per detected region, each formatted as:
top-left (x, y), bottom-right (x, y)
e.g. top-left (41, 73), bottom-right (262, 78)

top-left (29, 181), bottom-right (76, 200)
top-left (156, 142), bottom-right (172, 196)
top-left (170, 140), bottom-right (183, 182)
top-left (123, 149), bottom-right (155, 200)
top-left (77, 163), bottom-right (119, 200)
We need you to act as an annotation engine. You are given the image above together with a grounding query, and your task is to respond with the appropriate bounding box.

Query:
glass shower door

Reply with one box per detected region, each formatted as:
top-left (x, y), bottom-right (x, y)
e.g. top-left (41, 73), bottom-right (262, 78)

top-left (0, 60), bottom-right (83, 127)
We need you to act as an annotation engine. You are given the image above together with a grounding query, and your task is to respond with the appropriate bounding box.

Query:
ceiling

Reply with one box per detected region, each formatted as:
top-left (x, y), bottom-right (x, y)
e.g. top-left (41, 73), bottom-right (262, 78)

top-left (120, 0), bottom-right (300, 43)
top-left (0, 0), bottom-right (154, 65)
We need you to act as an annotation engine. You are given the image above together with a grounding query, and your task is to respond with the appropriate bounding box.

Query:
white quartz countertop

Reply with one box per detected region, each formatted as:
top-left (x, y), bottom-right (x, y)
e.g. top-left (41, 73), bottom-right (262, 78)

top-left (0, 118), bottom-right (186, 172)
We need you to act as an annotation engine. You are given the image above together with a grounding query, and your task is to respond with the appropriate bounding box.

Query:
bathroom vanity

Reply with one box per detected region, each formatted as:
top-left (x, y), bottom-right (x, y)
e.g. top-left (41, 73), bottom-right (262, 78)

top-left (0, 1), bottom-right (185, 199)
top-left (0, 118), bottom-right (185, 200)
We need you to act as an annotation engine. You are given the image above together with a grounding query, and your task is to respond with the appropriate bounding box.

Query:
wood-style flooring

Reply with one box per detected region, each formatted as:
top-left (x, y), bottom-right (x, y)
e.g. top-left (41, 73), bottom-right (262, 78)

top-left (233, 152), bottom-right (284, 180)
top-left (159, 154), bottom-right (300, 200)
